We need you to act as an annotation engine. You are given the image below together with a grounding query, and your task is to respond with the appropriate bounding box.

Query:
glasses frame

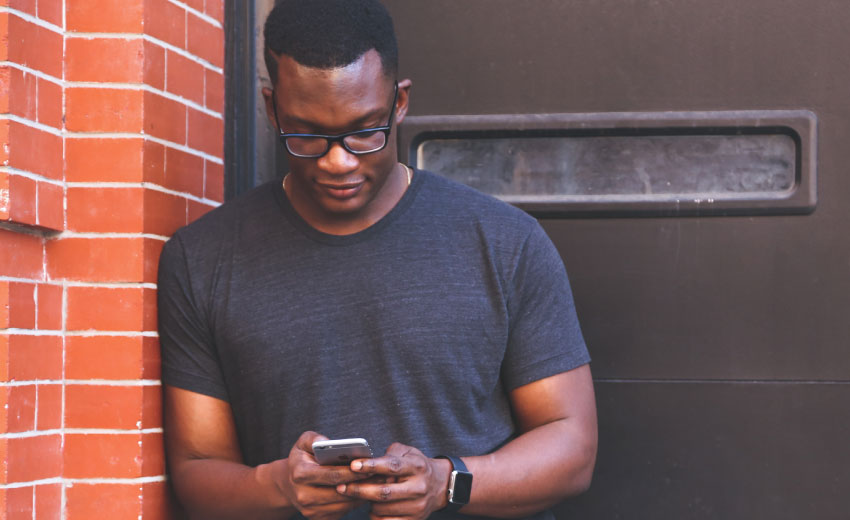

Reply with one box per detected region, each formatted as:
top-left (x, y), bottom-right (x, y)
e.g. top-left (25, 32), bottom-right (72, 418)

top-left (272, 81), bottom-right (399, 159)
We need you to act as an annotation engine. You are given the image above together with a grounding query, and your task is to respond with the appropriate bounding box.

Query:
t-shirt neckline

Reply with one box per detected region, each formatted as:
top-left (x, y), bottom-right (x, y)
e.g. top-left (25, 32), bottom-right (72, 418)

top-left (273, 167), bottom-right (426, 246)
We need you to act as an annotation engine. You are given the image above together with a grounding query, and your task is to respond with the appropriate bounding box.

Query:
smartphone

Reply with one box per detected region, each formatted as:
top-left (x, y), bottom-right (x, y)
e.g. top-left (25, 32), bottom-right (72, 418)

top-left (312, 438), bottom-right (373, 466)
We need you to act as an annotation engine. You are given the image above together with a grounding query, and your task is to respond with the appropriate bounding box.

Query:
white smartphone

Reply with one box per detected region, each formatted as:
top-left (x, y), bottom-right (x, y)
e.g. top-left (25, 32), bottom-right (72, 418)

top-left (312, 438), bottom-right (373, 466)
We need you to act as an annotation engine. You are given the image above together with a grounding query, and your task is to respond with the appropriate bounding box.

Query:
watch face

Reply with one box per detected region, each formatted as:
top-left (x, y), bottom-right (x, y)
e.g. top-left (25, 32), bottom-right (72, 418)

top-left (450, 470), bottom-right (473, 504)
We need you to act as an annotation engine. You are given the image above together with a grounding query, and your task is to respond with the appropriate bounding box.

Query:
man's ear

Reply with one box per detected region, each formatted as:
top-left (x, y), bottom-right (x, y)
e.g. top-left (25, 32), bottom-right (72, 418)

top-left (395, 78), bottom-right (412, 126)
top-left (261, 87), bottom-right (278, 130)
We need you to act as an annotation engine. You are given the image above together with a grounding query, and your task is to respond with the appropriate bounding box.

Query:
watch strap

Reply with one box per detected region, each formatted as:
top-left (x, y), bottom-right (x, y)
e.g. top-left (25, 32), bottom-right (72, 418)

top-left (435, 455), bottom-right (471, 512)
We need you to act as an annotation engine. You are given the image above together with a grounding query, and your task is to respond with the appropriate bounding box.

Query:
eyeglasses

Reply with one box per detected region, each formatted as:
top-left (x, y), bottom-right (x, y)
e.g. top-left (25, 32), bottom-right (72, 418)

top-left (272, 82), bottom-right (398, 159)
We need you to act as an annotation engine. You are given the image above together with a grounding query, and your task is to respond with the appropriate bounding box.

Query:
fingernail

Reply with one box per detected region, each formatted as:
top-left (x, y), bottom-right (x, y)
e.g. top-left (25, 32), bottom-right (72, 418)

top-left (351, 461), bottom-right (362, 471)
top-left (337, 484), bottom-right (346, 493)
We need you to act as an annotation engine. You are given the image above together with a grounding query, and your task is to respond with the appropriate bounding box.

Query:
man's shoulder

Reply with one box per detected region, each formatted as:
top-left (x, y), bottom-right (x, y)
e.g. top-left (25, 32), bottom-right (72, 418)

top-left (417, 170), bottom-right (539, 237)
top-left (171, 180), bottom-right (280, 247)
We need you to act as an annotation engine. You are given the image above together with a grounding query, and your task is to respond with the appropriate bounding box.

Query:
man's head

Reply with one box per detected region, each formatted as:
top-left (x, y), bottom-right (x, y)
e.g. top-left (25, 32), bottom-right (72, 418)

top-left (263, 0), bottom-right (399, 85)
top-left (261, 0), bottom-right (411, 235)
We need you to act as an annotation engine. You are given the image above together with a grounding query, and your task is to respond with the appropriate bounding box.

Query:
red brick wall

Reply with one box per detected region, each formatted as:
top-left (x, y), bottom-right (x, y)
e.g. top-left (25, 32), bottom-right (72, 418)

top-left (1, 1), bottom-right (224, 518)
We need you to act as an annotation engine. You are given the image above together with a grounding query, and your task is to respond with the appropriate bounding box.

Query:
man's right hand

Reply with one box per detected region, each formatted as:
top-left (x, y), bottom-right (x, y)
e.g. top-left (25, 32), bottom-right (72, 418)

top-left (278, 431), bottom-right (374, 520)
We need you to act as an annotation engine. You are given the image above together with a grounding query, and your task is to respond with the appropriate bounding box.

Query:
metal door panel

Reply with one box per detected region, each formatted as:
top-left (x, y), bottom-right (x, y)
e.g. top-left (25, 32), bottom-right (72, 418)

top-left (383, 0), bottom-right (850, 516)
top-left (555, 382), bottom-right (850, 519)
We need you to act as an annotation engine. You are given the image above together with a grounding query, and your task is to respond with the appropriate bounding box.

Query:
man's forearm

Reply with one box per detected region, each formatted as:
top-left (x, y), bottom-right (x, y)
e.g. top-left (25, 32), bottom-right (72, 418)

top-left (460, 417), bottom-right (596, 518)
top-left (171, 457), bottom-right (296, 520)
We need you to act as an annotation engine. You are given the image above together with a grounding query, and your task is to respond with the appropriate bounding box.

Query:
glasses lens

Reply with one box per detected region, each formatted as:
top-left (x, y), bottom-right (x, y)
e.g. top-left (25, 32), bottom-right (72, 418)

top-left (343, 131), bottom-right (387, 154)
top-left (286, 137), bottom-right (328, 157)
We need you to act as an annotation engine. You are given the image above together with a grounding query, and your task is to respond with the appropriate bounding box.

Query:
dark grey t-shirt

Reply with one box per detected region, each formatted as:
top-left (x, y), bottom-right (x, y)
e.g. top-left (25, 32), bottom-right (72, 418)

top-left (158, 170), bottom-right (589, 518)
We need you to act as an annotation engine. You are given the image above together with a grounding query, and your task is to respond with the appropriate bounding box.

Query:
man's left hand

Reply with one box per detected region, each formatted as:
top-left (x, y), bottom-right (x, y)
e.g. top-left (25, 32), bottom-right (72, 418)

top-left (336, 442), bottom-right (452, 520)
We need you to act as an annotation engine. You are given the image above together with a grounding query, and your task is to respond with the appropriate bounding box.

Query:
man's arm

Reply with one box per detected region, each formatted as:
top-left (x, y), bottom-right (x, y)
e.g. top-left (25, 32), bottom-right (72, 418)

top-left (339, 364), bottom-right (597, 519)
top-left (164, 385), bottom-right (370, 520)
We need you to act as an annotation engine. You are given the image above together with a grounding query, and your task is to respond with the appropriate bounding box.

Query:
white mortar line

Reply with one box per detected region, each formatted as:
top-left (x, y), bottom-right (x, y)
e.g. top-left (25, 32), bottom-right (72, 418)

top-left (64, 380), bottom-right (161, 386)
top-left (65, 181), bottom-right (220, 205)
top-left (62, 331), bottom-right (159, 337)
top-left (0, 276), bottom-right (64, 285)
top-left (59, 281), bottom-right (158, 289)
top-left (0, 478), bottom-right (63, 489)
top-left (0, 429), bottom-right (63, 439)
top-left (63, 428), bottom-right (163, 434)
top-left (65, 476), bottom-right (167, 485)
top-left (62, 133), bottom-right (224, 165)
top-left (59, 231), bottom-right (170, 241)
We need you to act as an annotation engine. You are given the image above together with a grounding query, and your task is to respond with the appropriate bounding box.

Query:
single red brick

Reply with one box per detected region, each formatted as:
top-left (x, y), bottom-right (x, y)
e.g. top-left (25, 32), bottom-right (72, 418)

top-left (8, 120), bottom-right (63, 180)
top-left (143, 139), bottom-right (166, 185)
top-left (143, 188), bottom-right (187, 236)
top-left (144, 0), bottom-right (186, 49)
top-left (37, 77), bottom-right (62, 129)
top-left (36, 0), bottom-right (63, 26)
top-left (35, 483), bottom-right (62, 519)
top-left (0, 335), bottom-right (8, 381)
top-left (142, 337), bottom-right (162, 380)
top-left (142, 385), bottom-right (162, 429)
top-left (204, 160), bottom-right (224, 202)
top-left (65, 138), bottom-right (145, 183)
top-left (65, 483), bottom-right (142, 520)
top-left (66, 37), bottom-right (144, 83)
top-left (37, 181), bottom-right (64, 231)
top-left (204, 67), bottom-right (224, 114)
top-left (144, 237), bottom-right (165, 283)
top-left (187, 12), bottom-right (223, 68)
top-left (5, 66), bottom-right (37, 120)
top-left (65, 385), bottom-right (144, 429)
top-left (141, 431), bottom-right (166, 476)
top-left (0, 120), bottom-right (9, 168)
top-left (66, 336), bottom-right (146, 380)
top-left (166, 50), bottom-right (205, 106)
top-left (188, 199), bottom-right (215, 223)
top-left (8, 173), bottom-right (37, 227)
top-left (7, 335), bottom-right (63, 381)
top-left (66, 0), bottom-right (144, 33)
top-left (66, 186), bottom-right (144, 233)
top-left (66, 286), bottom-right (157, 332)
top-left (37, 283), bottom-right (63, 330)
top-left (66, 87), bottom-right (144, 133)
top-left (0, 228), bottom-right (44, 279)
top-left (187, 108), bottom-right (223, 158)
top-left (143, 40), bottom-right (166, 91)
top-left (165, 146), bottom-right (204, 197)
top-left (144, 91), bottom-right (187, 145)
top-left (0, 171), bottom-right (9, 220)
top-left (63, 433), bottom-right (143, 479)
top-left (7, 384), bottom-right (36, 432)
top-left (36, 383), bottom-right (62, 430)
top-left (5, 486), bottom-right (34, 518)
top-left (7, 14), bottom-right (63, 78)
top-left (205, 0), bottom-right (224, 24)
top-left (8, 281), bottom-right (36, 329)
top-left (0, 281), bottom-right (9, 328)
top-left (7, 434), bottom-right (62, 482)
top-left (46, 237), bottom-right (146, 282)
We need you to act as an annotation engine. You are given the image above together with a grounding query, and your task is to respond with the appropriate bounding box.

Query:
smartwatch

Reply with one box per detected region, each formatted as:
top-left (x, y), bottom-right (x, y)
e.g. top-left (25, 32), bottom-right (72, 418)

top-left (435, 455), bottom-right (473, 512)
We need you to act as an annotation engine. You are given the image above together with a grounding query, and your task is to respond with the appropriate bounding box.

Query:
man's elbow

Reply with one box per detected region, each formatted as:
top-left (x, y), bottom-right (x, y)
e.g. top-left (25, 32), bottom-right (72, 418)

top-left (566, 434), bottom-right (597, 496)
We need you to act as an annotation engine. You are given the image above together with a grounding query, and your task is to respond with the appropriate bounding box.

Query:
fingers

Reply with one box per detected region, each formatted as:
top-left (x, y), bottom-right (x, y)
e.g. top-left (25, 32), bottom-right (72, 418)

top-left (351, 444), bottom-right (425, 477)
top-left (295, 431), bottom-right (328, 454)
top-left (337, 478), bottom-right (428, 503)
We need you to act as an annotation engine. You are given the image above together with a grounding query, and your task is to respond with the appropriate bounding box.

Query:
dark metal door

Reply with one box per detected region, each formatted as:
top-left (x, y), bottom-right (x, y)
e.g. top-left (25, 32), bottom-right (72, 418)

top-left (383, 1), bottom-right (850, 518)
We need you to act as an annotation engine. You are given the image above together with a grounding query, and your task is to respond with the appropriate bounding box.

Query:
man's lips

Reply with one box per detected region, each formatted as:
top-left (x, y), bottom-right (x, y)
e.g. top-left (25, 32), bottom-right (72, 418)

top-left (316, 179), bottom-right (365, 199)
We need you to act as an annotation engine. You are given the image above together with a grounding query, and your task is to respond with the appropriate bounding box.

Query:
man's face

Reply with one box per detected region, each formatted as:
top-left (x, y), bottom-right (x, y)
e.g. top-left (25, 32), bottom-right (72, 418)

top-left (262, 50), bottom-right (410, 231)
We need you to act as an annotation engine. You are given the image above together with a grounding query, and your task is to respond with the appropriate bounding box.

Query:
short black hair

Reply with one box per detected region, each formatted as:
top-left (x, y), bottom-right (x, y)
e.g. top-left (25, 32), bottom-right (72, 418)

top-left (263, 0), bottom-right (399, 85)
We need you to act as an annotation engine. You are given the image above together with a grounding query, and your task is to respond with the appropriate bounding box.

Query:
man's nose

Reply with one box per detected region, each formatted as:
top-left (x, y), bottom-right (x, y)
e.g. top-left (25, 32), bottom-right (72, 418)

top-left (317, 141), bottom-right (359, 174)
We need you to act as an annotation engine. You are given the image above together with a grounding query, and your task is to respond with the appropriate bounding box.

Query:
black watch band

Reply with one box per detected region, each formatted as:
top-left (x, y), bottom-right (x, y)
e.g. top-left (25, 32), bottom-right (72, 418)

top-left (435, 455), bottom-right (473, 512)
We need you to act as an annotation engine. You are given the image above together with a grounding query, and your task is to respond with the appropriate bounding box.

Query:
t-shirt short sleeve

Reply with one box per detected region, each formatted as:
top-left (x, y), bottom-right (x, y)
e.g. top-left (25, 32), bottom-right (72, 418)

top-left (501, 221), bottom-right (590, 390)
top-left (157, 233), bottom-right (229, 401)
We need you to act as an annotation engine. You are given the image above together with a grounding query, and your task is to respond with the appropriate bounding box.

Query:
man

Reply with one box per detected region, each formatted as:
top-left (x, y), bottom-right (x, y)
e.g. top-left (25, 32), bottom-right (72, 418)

top-left (157, 1), bottom-right (597, 519)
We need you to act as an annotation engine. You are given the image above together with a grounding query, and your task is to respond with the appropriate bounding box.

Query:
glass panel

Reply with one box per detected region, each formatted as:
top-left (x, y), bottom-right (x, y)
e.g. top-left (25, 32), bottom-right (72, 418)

top-left (417, 134), bottom-right (796, 202)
